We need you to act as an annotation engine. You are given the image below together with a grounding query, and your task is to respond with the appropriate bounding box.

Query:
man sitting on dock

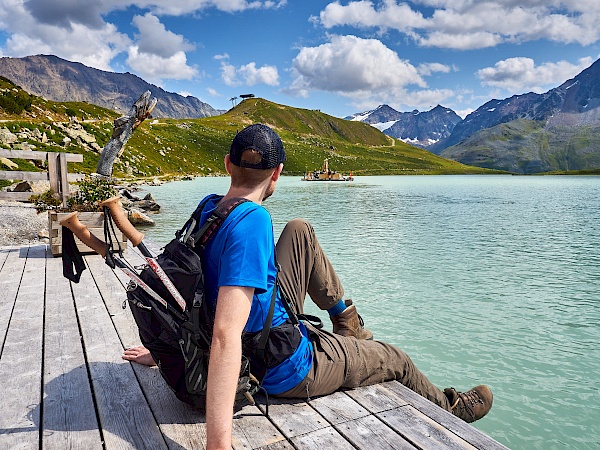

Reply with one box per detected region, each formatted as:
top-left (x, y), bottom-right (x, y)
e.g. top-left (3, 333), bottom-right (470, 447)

top-left (123, 124), bottom-right (493, 450)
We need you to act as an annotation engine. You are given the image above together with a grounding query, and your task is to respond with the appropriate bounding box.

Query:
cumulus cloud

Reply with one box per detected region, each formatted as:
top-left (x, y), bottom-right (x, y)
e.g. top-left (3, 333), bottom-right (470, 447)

top-left (317, 0), bottom-right (600, 49)
top-left (476, 56), bottom-right (594, 92)
top-left (0, 1), bottom-right (284, 77)
top-left (0, 1), bottom-right (129, 70)
top-left (133, 13), bottom-right (195, 58)
top-left (287, 35), bottom-right (455, 110)
top-left (125, 13), bottom-right (198, 83)
top-left (220, 61), bottom-right (279, 86)
top-left (126, 47), bottom-right (198, 83)
top-left (290, 35), bottom-right (425, 93)
top-left (417, 62), bottom-right (453, 76)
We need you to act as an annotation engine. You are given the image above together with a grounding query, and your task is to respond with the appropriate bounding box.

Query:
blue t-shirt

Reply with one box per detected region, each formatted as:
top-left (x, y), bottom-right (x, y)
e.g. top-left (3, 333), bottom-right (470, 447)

top-left (198, 194), bottom-right (313, 394)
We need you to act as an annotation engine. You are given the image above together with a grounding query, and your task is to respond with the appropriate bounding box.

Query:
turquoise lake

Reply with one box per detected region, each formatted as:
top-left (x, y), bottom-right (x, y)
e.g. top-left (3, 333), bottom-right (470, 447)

top-left (137, 175), bottom-right (600, 450)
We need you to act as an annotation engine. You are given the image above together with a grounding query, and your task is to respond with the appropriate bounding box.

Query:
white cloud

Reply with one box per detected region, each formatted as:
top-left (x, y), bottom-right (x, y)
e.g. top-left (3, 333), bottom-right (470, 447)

top-left (220, 61), bottom-right (279, 86)
top-left (132, 13), bottom-right (195, 58)
top-left (476, 56), bottom-right (594, 92)
top-left (290, 35), bottom-right (425, 93)
top-left (206, 87), bottom-right (220, 96)
top-left (0, 2), bottom-right (130, 71)
top-left (287, 35), bottom-right (456, 111)
top-left (0, 0), bottom-right (282, 77)
top-left (124, 14), bottom-right (198, 83)
top-left (317, 1), bottom-right (600, 49)
top-left (126, 47), bottom-right (198, 84)
top-left (417, 62), bottom-right (452, 76)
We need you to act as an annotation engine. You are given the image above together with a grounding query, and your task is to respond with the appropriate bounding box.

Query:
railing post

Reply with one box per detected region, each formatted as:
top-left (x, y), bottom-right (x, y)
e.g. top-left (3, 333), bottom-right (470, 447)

top-left (58, 152), bottom-right (69, 207)
top-left (47, 152), bottom-right (60, 194)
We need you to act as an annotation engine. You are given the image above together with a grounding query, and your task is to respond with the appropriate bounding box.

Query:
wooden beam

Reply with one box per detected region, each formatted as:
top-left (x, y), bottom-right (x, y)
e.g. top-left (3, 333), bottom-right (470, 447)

top-left (59, 152), bottom-right (69, 207)
top-left (0, 192), bottom-right (35, 201)
top-left (0, 149), bottom-right (83, 162)
top-left (0, 170), bottom-right (49, 181)
top-left (0, 171), bottom-right (83, 182)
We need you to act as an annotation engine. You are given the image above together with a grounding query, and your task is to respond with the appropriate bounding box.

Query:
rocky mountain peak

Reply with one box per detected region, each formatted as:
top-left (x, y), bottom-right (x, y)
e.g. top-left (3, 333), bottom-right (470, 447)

top-left (0, 55), bottom-right (223, 119)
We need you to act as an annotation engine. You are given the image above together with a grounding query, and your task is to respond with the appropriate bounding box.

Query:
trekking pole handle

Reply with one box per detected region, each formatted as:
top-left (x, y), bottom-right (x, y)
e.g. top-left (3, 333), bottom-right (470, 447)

top-left (100, 196), bottom-right (145, 247)
top-left (59, 212), bottom-right (107, 257)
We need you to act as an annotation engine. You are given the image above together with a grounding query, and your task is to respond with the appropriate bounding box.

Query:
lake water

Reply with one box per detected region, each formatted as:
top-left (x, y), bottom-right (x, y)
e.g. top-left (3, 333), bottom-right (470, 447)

top-left (137, 175), bottom-right (600, 450)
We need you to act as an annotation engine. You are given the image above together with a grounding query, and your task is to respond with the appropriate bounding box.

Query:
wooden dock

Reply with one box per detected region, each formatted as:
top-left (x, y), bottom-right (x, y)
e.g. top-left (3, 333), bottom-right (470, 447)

top-left (0, 243), bottom-right (509, 449)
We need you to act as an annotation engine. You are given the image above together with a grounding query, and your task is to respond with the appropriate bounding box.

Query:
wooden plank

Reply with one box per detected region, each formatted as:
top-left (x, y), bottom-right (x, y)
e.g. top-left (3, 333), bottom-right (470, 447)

top-left (383, 382), bottom-right (509, 450)
top-left (378, 406), bottom-right (478, 450)
top-left (58, 152), bottom-right (69, 207)
top-left (0, 248), bottom-right (9, 268)
top-left (261, 397), bottom-right (331, 438)
top-left (335, 415), bottom-right (416, 450)
top-left (0, 245), bottom-right (46, 449)
top-left (42, 247), bottom-right (102, 449)
top-left (344, 383), bottom-right (409, 414)
top-left (308, 390), bottom-right (371, 424)
top-left (0, 192), bottom-right (37, 201)
top-left (0, 149), bottom-right (84, 162)
top-left (232, 403), bottom-right (290, 450)
top-left (70, 263), bottom-right (168, 449)
top-left (0, 170), bottom-right (49, 181)
top-left (87, 252), bottom-right (289, 450)
top-left (290, 426), bottom-right (355, 450)
top-left (310, 391), bottom-right (416, 449)
top-left (0, 171), bottom-right (82, 182)
top-left (83, 254), bottom-right (209, 450)
top-left (0, 248), bottom-right (25, 351)
top-left (47, 152), bottom-right (59, 194)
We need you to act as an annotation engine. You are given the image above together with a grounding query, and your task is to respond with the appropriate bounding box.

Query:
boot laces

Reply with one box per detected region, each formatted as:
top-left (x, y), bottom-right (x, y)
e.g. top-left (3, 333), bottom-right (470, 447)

top-left (357, 313), bottom-right (365, 327)
top-left (457, 390), bottom-right (483, 419)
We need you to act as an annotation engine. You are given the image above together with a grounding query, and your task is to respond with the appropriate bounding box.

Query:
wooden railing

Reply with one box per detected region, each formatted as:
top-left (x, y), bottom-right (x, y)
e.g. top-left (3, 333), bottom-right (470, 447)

top-left (0, 150), bottom-right (84, 206)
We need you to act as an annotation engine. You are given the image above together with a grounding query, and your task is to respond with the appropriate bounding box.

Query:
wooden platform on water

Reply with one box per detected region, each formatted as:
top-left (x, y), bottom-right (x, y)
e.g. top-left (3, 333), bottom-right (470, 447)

top-left (0, 243), bottom-right (509, 449)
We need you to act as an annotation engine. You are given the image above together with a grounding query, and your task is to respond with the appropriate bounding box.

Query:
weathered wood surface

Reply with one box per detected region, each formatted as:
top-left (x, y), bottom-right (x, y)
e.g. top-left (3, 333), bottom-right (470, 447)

top-left (0, 243), bottom-right (510, 450)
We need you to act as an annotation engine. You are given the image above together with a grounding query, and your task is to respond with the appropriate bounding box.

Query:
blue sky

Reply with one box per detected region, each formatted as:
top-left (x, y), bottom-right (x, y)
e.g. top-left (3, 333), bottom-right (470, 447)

top-left (1, 1), bottom-right (599, 118)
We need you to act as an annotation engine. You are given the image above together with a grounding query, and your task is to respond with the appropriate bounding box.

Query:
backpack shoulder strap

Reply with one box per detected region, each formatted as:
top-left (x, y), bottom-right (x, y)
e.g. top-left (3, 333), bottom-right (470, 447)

top-left (177, 194), bottom-right (221, 243)
top-left (185, 197), bottom-right (250, 248)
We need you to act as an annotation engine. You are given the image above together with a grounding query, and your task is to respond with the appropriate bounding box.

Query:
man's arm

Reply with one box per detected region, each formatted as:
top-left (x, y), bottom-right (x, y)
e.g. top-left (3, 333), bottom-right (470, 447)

top-left (206, 285), bottom-right (253, 450)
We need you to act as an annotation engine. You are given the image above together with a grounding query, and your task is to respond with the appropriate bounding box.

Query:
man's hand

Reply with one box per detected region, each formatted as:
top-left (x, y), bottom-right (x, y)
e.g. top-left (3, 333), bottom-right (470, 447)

top-left (122, 345), bottom-right (156, 367)
top-left (206, 285), bottom-right (253, 450)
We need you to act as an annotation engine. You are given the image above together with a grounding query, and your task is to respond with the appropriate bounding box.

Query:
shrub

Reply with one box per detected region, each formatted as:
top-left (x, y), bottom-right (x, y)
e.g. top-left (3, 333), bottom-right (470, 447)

top-left (68, 176), bottom-right (118, 211)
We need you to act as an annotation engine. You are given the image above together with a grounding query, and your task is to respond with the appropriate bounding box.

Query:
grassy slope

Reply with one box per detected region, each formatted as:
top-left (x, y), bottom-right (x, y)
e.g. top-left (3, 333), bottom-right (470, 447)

top-left (441, 118), bottom-right (600, 174)
top-left (1, 80), bottom-right (499, 184)
top-left (122, 98), bottom-right (499, 178)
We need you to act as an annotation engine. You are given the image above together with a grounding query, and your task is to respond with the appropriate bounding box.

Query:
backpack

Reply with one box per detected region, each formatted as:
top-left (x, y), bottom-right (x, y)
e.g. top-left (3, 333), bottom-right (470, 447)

top-left (125, 195), bottom-right (276, 409)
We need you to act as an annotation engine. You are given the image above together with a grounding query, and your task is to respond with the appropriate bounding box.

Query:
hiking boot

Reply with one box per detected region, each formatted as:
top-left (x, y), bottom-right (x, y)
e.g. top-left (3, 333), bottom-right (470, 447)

top-left (331, 300), bottom-right (373, 340)
top-left (444, 385), bottom-right (493, 423)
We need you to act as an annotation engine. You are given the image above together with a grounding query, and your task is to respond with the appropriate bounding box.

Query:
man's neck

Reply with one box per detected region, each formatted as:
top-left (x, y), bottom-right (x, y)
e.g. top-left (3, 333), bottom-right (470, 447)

top-left (222, 186), bottom-right (266, 205)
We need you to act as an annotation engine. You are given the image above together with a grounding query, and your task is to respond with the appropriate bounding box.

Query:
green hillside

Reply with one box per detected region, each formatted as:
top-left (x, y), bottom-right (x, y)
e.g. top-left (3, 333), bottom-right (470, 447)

top-left (1, 80), bottom-right (498, 185)
top-left (441, 118), bottom-right (600, 174)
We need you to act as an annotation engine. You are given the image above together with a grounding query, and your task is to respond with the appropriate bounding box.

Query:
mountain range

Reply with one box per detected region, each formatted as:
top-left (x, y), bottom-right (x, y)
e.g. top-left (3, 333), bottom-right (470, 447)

top-left (346, 104), bottom-right (462, 149)
top-left (349, 58), bottom-right (600, 173)
top-left (0, 55), bottom-right (222, 119)
top-left (1, 53), bottom-right (599, 173)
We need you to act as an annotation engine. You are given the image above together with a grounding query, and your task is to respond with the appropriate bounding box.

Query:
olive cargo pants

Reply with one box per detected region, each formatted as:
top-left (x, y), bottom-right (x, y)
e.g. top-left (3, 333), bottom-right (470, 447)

top-left (275, 219), bottom-right (452, 411)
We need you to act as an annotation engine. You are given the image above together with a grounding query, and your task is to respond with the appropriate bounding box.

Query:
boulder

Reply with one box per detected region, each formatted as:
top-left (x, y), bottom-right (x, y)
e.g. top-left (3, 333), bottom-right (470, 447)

top-left (0, 128), bottom-right (18, 145)
top-left (128, 208), bottom-right (155, 225)
top-left (13, 181), bottom-right (33, 192)
top-left (0, 157), bottom-right (18, 169)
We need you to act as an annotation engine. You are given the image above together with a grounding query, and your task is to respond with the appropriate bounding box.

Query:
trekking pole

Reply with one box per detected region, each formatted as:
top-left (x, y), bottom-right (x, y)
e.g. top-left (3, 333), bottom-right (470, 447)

top-left (59, 212), bottom-right (172, 310)
top-left (100, 196), bottom-right (187, 312)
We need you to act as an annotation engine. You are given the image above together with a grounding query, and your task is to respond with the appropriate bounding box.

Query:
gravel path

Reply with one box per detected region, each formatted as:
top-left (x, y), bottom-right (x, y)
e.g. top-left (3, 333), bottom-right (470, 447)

top-left (0, 200), bottom-right (49, 247)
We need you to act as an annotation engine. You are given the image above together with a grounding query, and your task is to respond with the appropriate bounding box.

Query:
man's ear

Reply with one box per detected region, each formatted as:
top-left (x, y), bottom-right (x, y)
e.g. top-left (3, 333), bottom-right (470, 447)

top-left (272, 163), bottom-right (283, 181)
top-left (224, 154), bottom-right (232, 175)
